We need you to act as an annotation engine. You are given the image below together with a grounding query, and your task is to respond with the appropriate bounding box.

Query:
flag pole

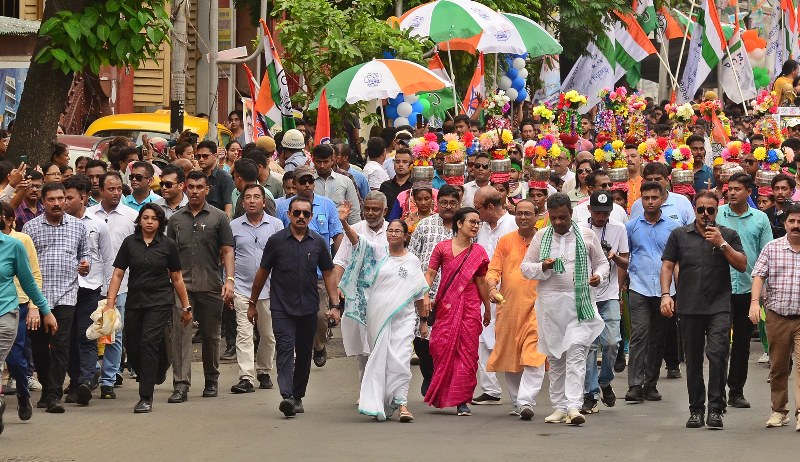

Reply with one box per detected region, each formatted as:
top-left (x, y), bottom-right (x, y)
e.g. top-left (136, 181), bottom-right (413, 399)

top-left (655, 29), bottom-right (682, 89)
top-left (673, 0), bottom-right (697, 91)
top-left (446, 40), bottom-right (460, 119)
top-left (723, 35), bottom-right (750, 115)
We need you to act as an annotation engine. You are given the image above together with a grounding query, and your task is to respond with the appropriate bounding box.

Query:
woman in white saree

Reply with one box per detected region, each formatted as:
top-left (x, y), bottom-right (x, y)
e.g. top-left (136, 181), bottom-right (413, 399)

top-left (338, 201), bottom-right (429, 422)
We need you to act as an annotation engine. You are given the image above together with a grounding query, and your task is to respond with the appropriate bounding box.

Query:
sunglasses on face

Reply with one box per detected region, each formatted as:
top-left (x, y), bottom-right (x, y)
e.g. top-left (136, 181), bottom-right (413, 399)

top-left (160, 181), bottom-right (178, 189)
top-left (597, 182), bottom-right (613, 188)
top-left (577, 168), bottom-right (592, 174)
top-left (292, 210), bottom-right (312, 218)
top-left (696, 206), bottom-right (716, 215)
top-left (195, 154), bottom-right (212, 160)
top-left (129, 174), bottom-right (149, 182)
top-left (297, 177), bottom-right (314, 185)
top-left (473, 163), bottom-right (490, 170)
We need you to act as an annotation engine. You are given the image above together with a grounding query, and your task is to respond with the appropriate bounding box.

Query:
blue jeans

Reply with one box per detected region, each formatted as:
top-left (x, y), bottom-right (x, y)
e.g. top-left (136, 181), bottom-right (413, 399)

top-left (585, 299), bottom-right (622, 398)
top-left (100, 293), bottom-right (126, 387)
top-left (4, 304), bottom-right (30, 398)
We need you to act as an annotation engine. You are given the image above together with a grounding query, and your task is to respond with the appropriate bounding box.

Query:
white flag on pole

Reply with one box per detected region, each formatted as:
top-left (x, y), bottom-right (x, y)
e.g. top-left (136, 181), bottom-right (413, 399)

top-left (720, 30), bottom-right (757, 104)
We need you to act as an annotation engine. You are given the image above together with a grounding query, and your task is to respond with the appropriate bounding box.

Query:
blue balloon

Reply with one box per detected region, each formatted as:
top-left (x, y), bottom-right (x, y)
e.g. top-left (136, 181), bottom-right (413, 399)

top-left (411, 100), bottom-right (424, 114)
top-left (389, 93), bottom-right (404, 105)
top-left (516, 88), bottom-right (528, 102)
top-left (385, 104), bottom-right (398, 119)
top-left (505, 68), bottom-right (519, 80)
top-left (407, 112), bottom-right (421, 126)
top-left (511, 76), bottom-right (525, 90)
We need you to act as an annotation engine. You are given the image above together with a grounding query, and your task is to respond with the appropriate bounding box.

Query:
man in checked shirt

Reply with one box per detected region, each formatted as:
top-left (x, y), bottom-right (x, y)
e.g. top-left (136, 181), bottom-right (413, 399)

top-left (22, 182), bottom-right (90, 414)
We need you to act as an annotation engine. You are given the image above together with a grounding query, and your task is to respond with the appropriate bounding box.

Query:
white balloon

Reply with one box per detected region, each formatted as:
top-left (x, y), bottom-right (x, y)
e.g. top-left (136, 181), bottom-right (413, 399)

top-left (404, 94), bottom-right (419, 104)
top-left (397, 102), bottom-right (413, 118)
top-left (505, 88), bottom-right (518, 100)
top-left (394, 117), bottom-right (410, 127)
top-left (512, 57), bottom-right (526, 70)
top-left (498, 76), bottom-right (512, 90)
top-left (518, 68), bottom-right (528, 79)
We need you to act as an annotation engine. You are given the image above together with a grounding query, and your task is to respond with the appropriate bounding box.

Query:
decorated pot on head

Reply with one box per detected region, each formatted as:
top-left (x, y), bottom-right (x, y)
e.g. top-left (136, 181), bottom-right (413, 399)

top-left (411, 165), bottom-right (434, 183)
top-left (608, 167), bottom-right (629, 183)
top-left (671, 168), bottom-right (696, 197)
top-left (755, 169), bottom-right (779, 187)
top-left (720, 163), bottom-right (745, 183)
top-left (443, 162), bottom-right (466, 185)
top-left (527, 166), bottom-right (550, 192)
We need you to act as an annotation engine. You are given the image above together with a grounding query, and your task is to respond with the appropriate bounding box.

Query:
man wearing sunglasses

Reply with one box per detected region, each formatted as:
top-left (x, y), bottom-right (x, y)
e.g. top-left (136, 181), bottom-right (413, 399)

top-left (195, 140), bottom-right (234, 218)
top-left (122, 161), bottom-right (160, 212)
top-left (661, 190), bottom-right (747, 429)
top-left (154, 165), bottom-right (188, 219)
top-left (462, 153), bottom-right (492, 207)
top-left (572, 170), bottom-right (628, 224)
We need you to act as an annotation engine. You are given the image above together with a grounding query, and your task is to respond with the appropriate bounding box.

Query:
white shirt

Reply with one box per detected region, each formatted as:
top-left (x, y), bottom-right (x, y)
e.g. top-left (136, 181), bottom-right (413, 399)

top-left (0, 184), bottom-right (14, 203)
top-left (572, 199), bottom-right (629, 225)
top-left (363, 160), bottom-right (390, 190)
top-left (77, 211), bottom-right (114, 294)
top-left (88, 202), bottom-right (137, 293)
top-left (461, 181), bottom-right (485, 207)
top-left (560, 169), bottom-right (575, 185)
top-left (579, 218), bottom-right (628, 301)
top-left (333, 220), bottom-right (389, 268)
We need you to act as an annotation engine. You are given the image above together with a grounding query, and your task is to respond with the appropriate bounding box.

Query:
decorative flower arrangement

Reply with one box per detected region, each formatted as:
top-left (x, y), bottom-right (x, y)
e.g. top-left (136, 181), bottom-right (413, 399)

top-left (627, 93), bottom-right (647, 113)
top-left (594, 140), bottom-right (627, 168)
top-left (754, 146), bottom-right (787, 171)
top-left (482, 90), bottom-right (512, 118)
top-left (721, 140), bottom-right (750, 163)
top-left (479, 129), bottom-right (514, 156)
top-left (599, 87), bottom-right (629, 117)
top-left (408, 133), bottom-right (439, 167)
top-left (637, 137), bottom-right (669, 163)
top-left (557, 90), bottom-right (587, 138)
top-left (532, 103), bottom-right (555, 122)
top-left (665, 144), bottom-right (693, 170)
top-left (752, 89), bottom-right (778, 115)
top-left (697, 99), bottom-right (723, 121)
top-left (559, 90), bottom-right (588, 110)
top-left (438, 133), bottom-right (469, 164)
top-left (524, 135), bottom-right (561, 168)
top-left (665, 102), bottom-right (696, 124)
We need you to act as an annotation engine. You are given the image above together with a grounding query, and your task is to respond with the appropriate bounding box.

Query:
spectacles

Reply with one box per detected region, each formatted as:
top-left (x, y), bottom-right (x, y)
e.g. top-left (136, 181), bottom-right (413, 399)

top-left (473, 163), bottom-right (490, 170)
top-left (129, 174), bottom-right (149, 182)
top-left (515, 211), bottom-right (533, 217)
top-left (597, 182), bottom-right (613, 188)
top-left (292, 210), bottom-right (312, 218)
top-left (297, 176), bottom-right (314, 185)
top-left (577, 168), bottom-right (593, 174)
top-left (438, 200), bottom-right (459, 209)
top-left (696, 206), bottom-right (716, 215)
top-left (29, 184), bottom-right (42, 190)
top-left (386, 229), bottom-right (405, 235)
top-left (508, 150), bottom-right (519, 155)
top-left (45, 172), bottom-right (60, 177)
top-left (465, 219), bottom-right (482, 226)
top-left (161, 181), bottom-right (177, 189)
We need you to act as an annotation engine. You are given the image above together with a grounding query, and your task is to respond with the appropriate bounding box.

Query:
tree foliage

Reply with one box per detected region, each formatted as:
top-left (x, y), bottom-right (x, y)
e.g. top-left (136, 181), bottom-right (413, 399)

top-left (34, 0), bottom-right (172, 75)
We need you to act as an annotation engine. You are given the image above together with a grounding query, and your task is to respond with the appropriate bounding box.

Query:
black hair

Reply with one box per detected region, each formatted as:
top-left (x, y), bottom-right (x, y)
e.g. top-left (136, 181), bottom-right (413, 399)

top-left (159, 164), bottom-right (185, 183)
top-left (643, 162), bottom-right (670, 178)
top-left (289, 196), bottom-right (312, 211)
top-left (771, 173), bottom-right (797, 190)
top-left (41, 162), bottom-right (62, 177)
top-left (242, 183), bottom-right (267, 199)
top-left (380, 127), bottom-right (397, 146)
top-left (452, 206), bottom-right (479, 234)
top-left (85, 159), bottom-right (108, 172)
top-left (750, 133), bottom-right (765, 142)
top-left (99, 171), bottom-right (122, 189)
top-left (694, 189), bottom-right (719, 203)
top-left (366, 137), bottom-right (386, 159)
top-left (225, 140), bottom-right (242, 151)
top-left (175, 141), bottom-right (193, 156)
top-left (519, 118), bottom-right (535, 130)
top-left (0, 200), bottom-right (15, 220)
top-left (50, 142), bottom-right (68, 162)
top-left (233, 158), bottom-right (259, 183)
top-left (437, 184), bottom-right (459, 200)
top-left (283, 170), bottom-right (295, 183)
top-left (41, 181), bottom-right (65, 198)
top-left (780, 59), bottom-right (799, 77)
top-left (135, 202), bottom-right (168, 235)
top-left (312, 143), bottom-right (334, 160)
top-left (585, 169), bottom-right (609, 188)
top-left (387, 219), bottom-right (410, 247)
top-left (228, 110), bottom-right (244, 120)
top-left (241, 146), bottom-right (269, 167)
top-left (26, 169), bottom-right (44, 181)
top-left (728, 172), bottom-right (754, 192)
top-left (197, 140), bottom-right (217, 154)
top-left (685, 134), bottom-right (705, 146)
top-left (640, 180), bottom-right (665, 196)
top-left (62, 175), bottom-right (90, 194)
top-left (784, 202), bottom-right (800, 219)
top-left (473, 152), bottom-right (490, 162)
top-left (115, 146), bottom-right (139, 169)
top-left (131, 161), bottom-right (155, 178)
top-left (453, 115), bottom-right (470, 126)
top-left (0, 160), bottom-right (13, 181)
top-left (186, 170), bottom-right (208, 184)
top-left (546, 192), bottom-right (572, 212)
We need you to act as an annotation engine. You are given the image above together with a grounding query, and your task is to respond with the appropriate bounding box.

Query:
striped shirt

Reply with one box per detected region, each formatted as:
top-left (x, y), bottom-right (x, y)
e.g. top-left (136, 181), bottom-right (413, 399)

top-left (22, 214), bottom-right (90, 307)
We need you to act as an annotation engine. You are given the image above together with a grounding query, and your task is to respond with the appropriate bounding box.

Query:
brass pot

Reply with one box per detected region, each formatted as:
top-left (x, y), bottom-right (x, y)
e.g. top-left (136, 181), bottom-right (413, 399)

top-left (443, 163), bottom-right (465, 178)
top-left (411, 165), bottom-right (435, 182)
top-left (671, 168), bottom-right (694, 185)
top-left (608, 167), bottom-right (629, 183)
top-left (720, 162), bottom-right (745, 183)
top-left (490, 158), bottom-right (511, 173)
top-left (756, 169), bottom-right (779, 187)
top-left (528, 167), bottom-right (551, 181)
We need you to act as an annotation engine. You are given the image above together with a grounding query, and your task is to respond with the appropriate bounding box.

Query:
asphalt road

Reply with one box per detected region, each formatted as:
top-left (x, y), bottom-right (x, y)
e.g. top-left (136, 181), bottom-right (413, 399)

top-left (0, 345), bottom-right (795, 462)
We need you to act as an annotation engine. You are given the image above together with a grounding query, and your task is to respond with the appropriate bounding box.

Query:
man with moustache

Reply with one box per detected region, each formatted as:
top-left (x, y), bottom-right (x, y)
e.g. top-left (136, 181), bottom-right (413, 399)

top-left (766, 174), bottom-right (796, 238)
top-left (84, 159), bottom-right (108, 207)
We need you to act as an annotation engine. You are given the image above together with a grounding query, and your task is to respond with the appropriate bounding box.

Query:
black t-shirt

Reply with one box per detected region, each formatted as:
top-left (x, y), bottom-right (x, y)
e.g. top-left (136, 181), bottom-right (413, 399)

top-left (379, 177), bottom-right (412, 217)
top-left (113, 233), bottom-right (182, 309)
top-left (766, 201), bottom-right (793, 239)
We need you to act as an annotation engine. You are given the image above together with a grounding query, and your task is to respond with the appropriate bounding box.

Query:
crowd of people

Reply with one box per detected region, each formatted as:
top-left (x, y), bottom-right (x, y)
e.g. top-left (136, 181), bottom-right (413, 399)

top-left (2, 79), bottom-right (800, 437)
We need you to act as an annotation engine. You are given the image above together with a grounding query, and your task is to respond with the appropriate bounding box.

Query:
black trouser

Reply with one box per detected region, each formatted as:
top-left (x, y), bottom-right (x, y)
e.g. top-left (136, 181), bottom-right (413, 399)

top-left (222, 305), bottom-right (237, 348)
top-left (272, 309), bottom-right (317, 399)
top-left (627, 291), bottom-right (669, 388)
top-left (727, 293), bottom-right (755, 397)
top-left (30, 304), bottom-right (75, 403)
top-left (413, 337), bottom-right (434, 392)
top-left (680, 311), bottom-right (730, 414)
top-left (663, 316), bottom-right (681, 370)
top-left (68, 287), bottom-right (100, 388)
top-left (125, 305), bottom-right (172, 398)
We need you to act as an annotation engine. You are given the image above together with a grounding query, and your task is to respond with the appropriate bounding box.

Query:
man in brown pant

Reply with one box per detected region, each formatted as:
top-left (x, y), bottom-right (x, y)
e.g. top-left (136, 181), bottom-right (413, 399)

top-left (751, 202), bottom-right (800, 431)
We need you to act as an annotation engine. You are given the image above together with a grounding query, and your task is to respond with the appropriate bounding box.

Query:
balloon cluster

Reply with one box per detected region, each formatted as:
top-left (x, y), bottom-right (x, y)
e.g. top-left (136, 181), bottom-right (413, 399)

top-left (496, 54), bottom-right (529, 103)
top-left (741, 29), bottom-right (771, 88)
top-left (385, 93), bottom-right (433, 127)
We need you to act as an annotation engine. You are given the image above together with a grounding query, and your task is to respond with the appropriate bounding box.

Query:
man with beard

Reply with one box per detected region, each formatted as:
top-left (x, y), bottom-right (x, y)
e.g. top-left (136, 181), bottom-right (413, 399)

top-left (767, 174), bottom-right (796, 238)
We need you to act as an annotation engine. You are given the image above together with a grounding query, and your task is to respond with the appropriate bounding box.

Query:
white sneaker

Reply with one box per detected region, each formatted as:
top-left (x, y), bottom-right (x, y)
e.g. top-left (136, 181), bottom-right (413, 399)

top-left (5, 377), bottom-right (15, 392)
top-left (544, 409), bottom-right (567, 423)
top-left (566, 408), bottom-right (585, 425)
top-left (766, 411), bottom-right (789, 427)
top-left (509, 406), bottom-right (520, 416)
top-left (28, 376), bottom-right (41, 391)
top-left (758, 353), bottom-right (770, 364)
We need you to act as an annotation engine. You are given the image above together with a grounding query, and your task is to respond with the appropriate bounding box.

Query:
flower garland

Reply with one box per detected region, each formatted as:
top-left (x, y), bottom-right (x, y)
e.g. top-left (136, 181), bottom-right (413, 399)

top-left (637, 137), bottom-right (669, 163)
top-left (665, 102), bottom-right (696, 124)
top-left (557, 90), bottom-right (587, 137)
top-left (752, 89), bottom-right (778, 115)
top-left (408, 133), bottom-right (439, 167)
top-left (594, 140), bottom-right (627, 169)
top-left (665, 144), bottom-right (693, 170)
top-left (754, 146), bottom-right (786, 171)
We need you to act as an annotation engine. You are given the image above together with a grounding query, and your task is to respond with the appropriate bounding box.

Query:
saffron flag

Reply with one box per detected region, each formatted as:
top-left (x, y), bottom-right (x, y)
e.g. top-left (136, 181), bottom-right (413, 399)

top-left (561, 24), bottom-right (616, 113)
top-left (427, 53), bottom-right (451, 83)
top-left (658, 6), bottom-right (685, 40)
top-left (461, 53), bottom-right (485, 117)
top-left (254, 19), bottom-right (295, 132)
top-left (677, 0), bottom-right (725, 103)
top-left (614, 11), bottom-right (658, 87)
top-left (314, 88), bottom-right (330, 145)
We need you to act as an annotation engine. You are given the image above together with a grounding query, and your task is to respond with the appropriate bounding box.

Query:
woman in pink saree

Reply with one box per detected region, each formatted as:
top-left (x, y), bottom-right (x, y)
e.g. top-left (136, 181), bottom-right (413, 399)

top-left (423, 207), bottom-right (492, 416)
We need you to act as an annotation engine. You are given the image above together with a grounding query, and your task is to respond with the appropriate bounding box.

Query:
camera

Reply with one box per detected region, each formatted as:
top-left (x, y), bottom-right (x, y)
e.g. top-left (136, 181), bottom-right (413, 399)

top-left (601, 240), bottom-right (612, 255)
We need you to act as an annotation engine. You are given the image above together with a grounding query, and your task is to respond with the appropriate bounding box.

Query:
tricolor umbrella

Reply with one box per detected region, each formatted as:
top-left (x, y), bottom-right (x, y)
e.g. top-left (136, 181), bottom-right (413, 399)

top-left (439, 13), bottom-right (563, 58)
top-left (398, 0), bottom-right (513, 42)
top-left (309, 59), bottom-right (452, 110)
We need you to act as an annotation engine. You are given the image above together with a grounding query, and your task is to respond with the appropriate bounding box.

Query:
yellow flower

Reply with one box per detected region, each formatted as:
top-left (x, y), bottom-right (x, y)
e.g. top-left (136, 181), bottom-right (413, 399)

top-left (753, 147), bottom-right (767, 161)
top-left (594, 149), bottom-right (605, 162)
top-left (637, 143), bottom-right (647, 155)
top-left (713, 157), bottom-right (724, 166)
top-left (446, 140), bottom-right (461, 153)
top-left (612, 140), bottom-right (625, 152)
top-left (550, 145), bottom-right (561, 158)
top-left (501, 130), bottom-right (513, 145)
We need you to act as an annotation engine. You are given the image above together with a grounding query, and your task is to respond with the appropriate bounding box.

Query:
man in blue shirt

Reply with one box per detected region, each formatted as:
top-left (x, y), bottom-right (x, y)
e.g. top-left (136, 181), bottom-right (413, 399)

top-left (333, 141), bottom-right (369, 201)
top-left (687, 135), bottom-right (715, 192)
top-left (122, 161), bottom-right (160, 211)
top-left (275, 165), bottom-right (343, 368)
top-left (715, 173), bottom-right (773, 408)
top-left (625, 181), bottom-right (680, 403)
top-left (630, 162), bottom-right (694, 225)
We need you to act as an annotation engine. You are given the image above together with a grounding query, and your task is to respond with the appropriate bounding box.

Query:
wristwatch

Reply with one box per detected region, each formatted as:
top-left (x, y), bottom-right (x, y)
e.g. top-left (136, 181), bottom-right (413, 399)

top-left (182, 305), bottom-right (192, 313)
top-left (225, 276), bottom-right (235, 283)
top-left (719, 242), bottom-right (729, 252)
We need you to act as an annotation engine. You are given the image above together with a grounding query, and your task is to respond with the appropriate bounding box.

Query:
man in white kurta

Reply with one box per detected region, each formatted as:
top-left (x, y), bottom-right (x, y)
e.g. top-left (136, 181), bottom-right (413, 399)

top-left (521, 193), bottom-right (609, 425)
top-left (333, 192), bottom-right (389, 381)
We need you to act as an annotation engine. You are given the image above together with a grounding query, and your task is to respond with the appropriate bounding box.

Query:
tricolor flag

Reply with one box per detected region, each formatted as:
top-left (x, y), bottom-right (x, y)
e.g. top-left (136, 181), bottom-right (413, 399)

top-left (633, 0), bottom-right (658, 34)
top-left (427, 52), bottom-right (451, 83)
top-left (614, 11), bottom-right (657, 87)
top-left (561, 24), bottom-right (615, 113)
top-left (719, 30), bottom-right (757, 104)
top-left (241, 63), bottom-right (266, 140)
top-left (677, 0), bottom-right (725, 103)
top-left (782, 0), bottom-right (800, 59)
top-left (766, 7), bottom-right (785, 78)
top-left (254, 19), bottom-right (295, 132)
top-left (658, 6), bottom-right (685, 40)
top-left (314, 88), bottom-right (330, 145)
top-left (461, 53), bottom-right (485, 117)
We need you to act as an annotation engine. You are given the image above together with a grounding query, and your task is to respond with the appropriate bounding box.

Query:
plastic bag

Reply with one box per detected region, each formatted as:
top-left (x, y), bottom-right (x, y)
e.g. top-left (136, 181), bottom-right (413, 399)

top-left (86, 299), bottom-right (122, 344)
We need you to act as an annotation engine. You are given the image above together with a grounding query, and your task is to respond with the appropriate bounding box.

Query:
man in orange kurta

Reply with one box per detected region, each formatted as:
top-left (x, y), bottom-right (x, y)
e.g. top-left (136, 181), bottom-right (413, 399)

top-left (486, 199), bottom-right (547, 421)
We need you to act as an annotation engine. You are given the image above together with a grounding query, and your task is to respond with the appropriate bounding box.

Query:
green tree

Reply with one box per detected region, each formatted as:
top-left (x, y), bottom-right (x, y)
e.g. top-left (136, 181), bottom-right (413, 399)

top-left (6, 0), bottom-right (171, 165)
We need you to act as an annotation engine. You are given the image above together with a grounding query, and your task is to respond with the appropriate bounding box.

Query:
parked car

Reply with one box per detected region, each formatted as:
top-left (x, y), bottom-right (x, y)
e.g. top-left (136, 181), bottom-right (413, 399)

top-left (84, 112), bottom-right (233, 147)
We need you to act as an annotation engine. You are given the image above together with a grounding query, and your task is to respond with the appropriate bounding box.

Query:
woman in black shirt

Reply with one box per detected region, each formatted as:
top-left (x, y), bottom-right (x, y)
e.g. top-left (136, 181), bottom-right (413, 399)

top-left (105, 203), bottom-right (191, 413)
